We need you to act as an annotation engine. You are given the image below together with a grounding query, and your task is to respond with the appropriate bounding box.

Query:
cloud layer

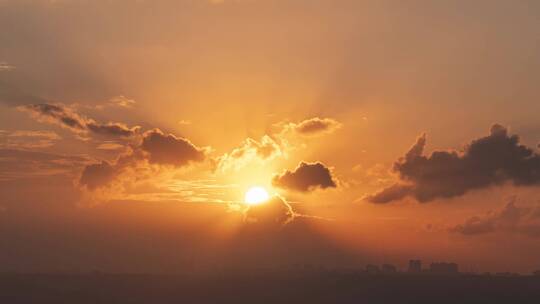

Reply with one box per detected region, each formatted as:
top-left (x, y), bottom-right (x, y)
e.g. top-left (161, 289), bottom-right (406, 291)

top-left (366, 124), bottom-right (540, 203)
top-left (450, 198), bottom-right (540, 238)
top-left (19, 103), bottom-right (140, 138)
top-left (272, 161), bottom-right (337, 192)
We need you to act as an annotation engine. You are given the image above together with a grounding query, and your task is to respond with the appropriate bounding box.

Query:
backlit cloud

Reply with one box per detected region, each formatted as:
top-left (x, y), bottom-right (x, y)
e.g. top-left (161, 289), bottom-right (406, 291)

top-left (272, 161), bottom-right (337, 192)
top-left (284, 117), bottom-right (342, 137)
top-left (244, 195), bottom-right (295, 226)
top-left (107, 95), bottom-right (136, 108)
top-left (216, 135), bottom-right (282, 172)
top-left (365, 124), bottom-right (540, 203)
top-left (140, 129), bottom-right (208, 167)
top-left (79, 161), bottom-right (118, 190)
top-left (79, 129), bottom-right (208, 190)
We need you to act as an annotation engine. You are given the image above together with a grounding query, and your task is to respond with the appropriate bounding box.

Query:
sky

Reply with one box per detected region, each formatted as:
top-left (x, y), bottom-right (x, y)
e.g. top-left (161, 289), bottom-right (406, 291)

top-left (1, 0), bottom-right (540, 274)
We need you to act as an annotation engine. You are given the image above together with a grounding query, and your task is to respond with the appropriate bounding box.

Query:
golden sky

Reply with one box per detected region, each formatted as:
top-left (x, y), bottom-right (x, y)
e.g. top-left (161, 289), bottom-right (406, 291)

top-left (1, 0), bottom-right (540, 274)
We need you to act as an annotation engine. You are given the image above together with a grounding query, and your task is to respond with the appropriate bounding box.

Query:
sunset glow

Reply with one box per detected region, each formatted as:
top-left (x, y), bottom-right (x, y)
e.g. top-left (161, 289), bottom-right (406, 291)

top-left (1, 2), bottom-right (540, 301)
top-left (244, 186), bottom-right (270, 205)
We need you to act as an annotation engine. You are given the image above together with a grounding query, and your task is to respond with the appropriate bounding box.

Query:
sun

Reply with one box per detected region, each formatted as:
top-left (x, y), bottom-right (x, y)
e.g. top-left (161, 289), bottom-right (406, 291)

top-left (244, 186), bottom-right (270, 205)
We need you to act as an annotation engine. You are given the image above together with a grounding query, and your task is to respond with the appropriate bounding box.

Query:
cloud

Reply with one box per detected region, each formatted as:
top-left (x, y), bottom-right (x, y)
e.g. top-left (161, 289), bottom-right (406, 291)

top-left (365, 124), bottom-right (540, 203)
top-left (244, 195), bottom-right (295, 227)
top-left (450, 198), bottom-right (540, 238)
top-left (79, 129), bottom-right (208, 190)
top-left (0, 62), bottom-right (15, 71)
top-left (19, 103), bottom-right (140, 138)
top-left (284, 117), bottom-right (342, 137)
top-left (140, 129), bottom-right (208, 166)
top-left (79, 161), bottom-right (118, 190)
top-left (107, 95), bottom-right (135, 108)
top-left (363, 183), bottom-right (414, 204)
top-left (96, 142), bottom-right (125, 151)
top-left (86, 121), bottom-right (139, 138)
top-left (214, 117), bottom-right (340, 173)
top-left (0, 130), bottom-right (61, 149)
top-left (216, 135), bottom-right (282, 172)
top-left (272, 161), bottom-right (337, 192)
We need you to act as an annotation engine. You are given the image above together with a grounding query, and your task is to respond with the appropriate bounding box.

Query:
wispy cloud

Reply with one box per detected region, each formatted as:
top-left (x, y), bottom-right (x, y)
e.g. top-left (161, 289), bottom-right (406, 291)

top-left (19, 103), bottom-right (140, 138)
top-left (0, 130), bottom-right (61, 149)
top-left (0, 62), bottom-right (15, 71)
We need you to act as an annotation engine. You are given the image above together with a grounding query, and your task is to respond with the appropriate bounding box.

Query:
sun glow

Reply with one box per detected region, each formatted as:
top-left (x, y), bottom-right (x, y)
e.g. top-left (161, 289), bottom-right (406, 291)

top-left (244, 186), bottom-right (270, 205)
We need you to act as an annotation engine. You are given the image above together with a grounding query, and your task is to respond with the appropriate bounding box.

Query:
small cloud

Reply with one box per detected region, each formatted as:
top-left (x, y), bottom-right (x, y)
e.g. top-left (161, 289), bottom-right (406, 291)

top-left (107, 95), bottom-right (136, 108)
top-left (0, 62), bottom-right (15, 71)
top-left (96, 142), bottom-right (125, 151)
top-left (140, 129), bottom-right (208, 167)
top-left (272, 161), bottom-right (338, 192)
top-left (284, 117), bottom-right (342, 137)
top-left (216, 135), bottom-right (282, 172)
top-left (79, 161), bottom-right (118, 190)
top-left (178, 120), bottom-right (192, 125)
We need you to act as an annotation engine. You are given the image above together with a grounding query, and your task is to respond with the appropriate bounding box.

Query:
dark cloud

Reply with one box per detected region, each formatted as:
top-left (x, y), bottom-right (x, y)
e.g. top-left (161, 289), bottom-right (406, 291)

top-left (244, 196), bottom-right (295, 227)
top-left (363, 183), bottom-right (414, 204)
top-left (19, 103), bottom-right (139, 138)
top-left (450, 199), bottom-right (540, 238)
top-left (141, 129), bottom-right (207, 166)
top-left (272, 161), bottom-right (337, 192)
top-left (21, 104), bottom-right (86, 131)
top-left (79, 161), bottom-right (117, 190)
top-left (79, 129), bottom-right (207, 190)
top-left (366, 124), bottom-right (540, 203)
top-left (86, 122), bottom-right (139, 138)
top-left (286, 117), bottom-right (342, 137)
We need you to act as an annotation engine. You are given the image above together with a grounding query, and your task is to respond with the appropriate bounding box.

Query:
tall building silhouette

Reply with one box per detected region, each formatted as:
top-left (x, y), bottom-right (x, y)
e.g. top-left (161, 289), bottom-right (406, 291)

top-left (366, 264), bottom-right (380, 274)
top-left (408, 260), bottom-right (422, 273)
top-left (381, 264), bottom-right (397, 274)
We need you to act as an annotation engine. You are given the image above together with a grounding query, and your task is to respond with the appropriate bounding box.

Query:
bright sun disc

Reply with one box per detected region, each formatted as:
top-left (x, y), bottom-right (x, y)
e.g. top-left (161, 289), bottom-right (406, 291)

top-left (245, 186), bottom-right (269, 205)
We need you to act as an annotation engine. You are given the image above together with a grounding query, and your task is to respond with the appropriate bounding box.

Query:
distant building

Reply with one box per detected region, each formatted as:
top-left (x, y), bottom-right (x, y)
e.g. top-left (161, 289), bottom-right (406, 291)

top-left (381, 264), bottom-right (397, 274)
top-left (366, 264), bottom-right (380, 274)
top-left (408, 260), bottom-right (422, 273)
top-left (430, 262), bottom-right (458, 274)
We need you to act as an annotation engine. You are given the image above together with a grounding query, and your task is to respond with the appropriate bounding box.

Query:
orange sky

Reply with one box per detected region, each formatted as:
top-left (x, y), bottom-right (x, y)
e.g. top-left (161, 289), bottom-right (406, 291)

top-left (1, 0), bottom-right (540, 274)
